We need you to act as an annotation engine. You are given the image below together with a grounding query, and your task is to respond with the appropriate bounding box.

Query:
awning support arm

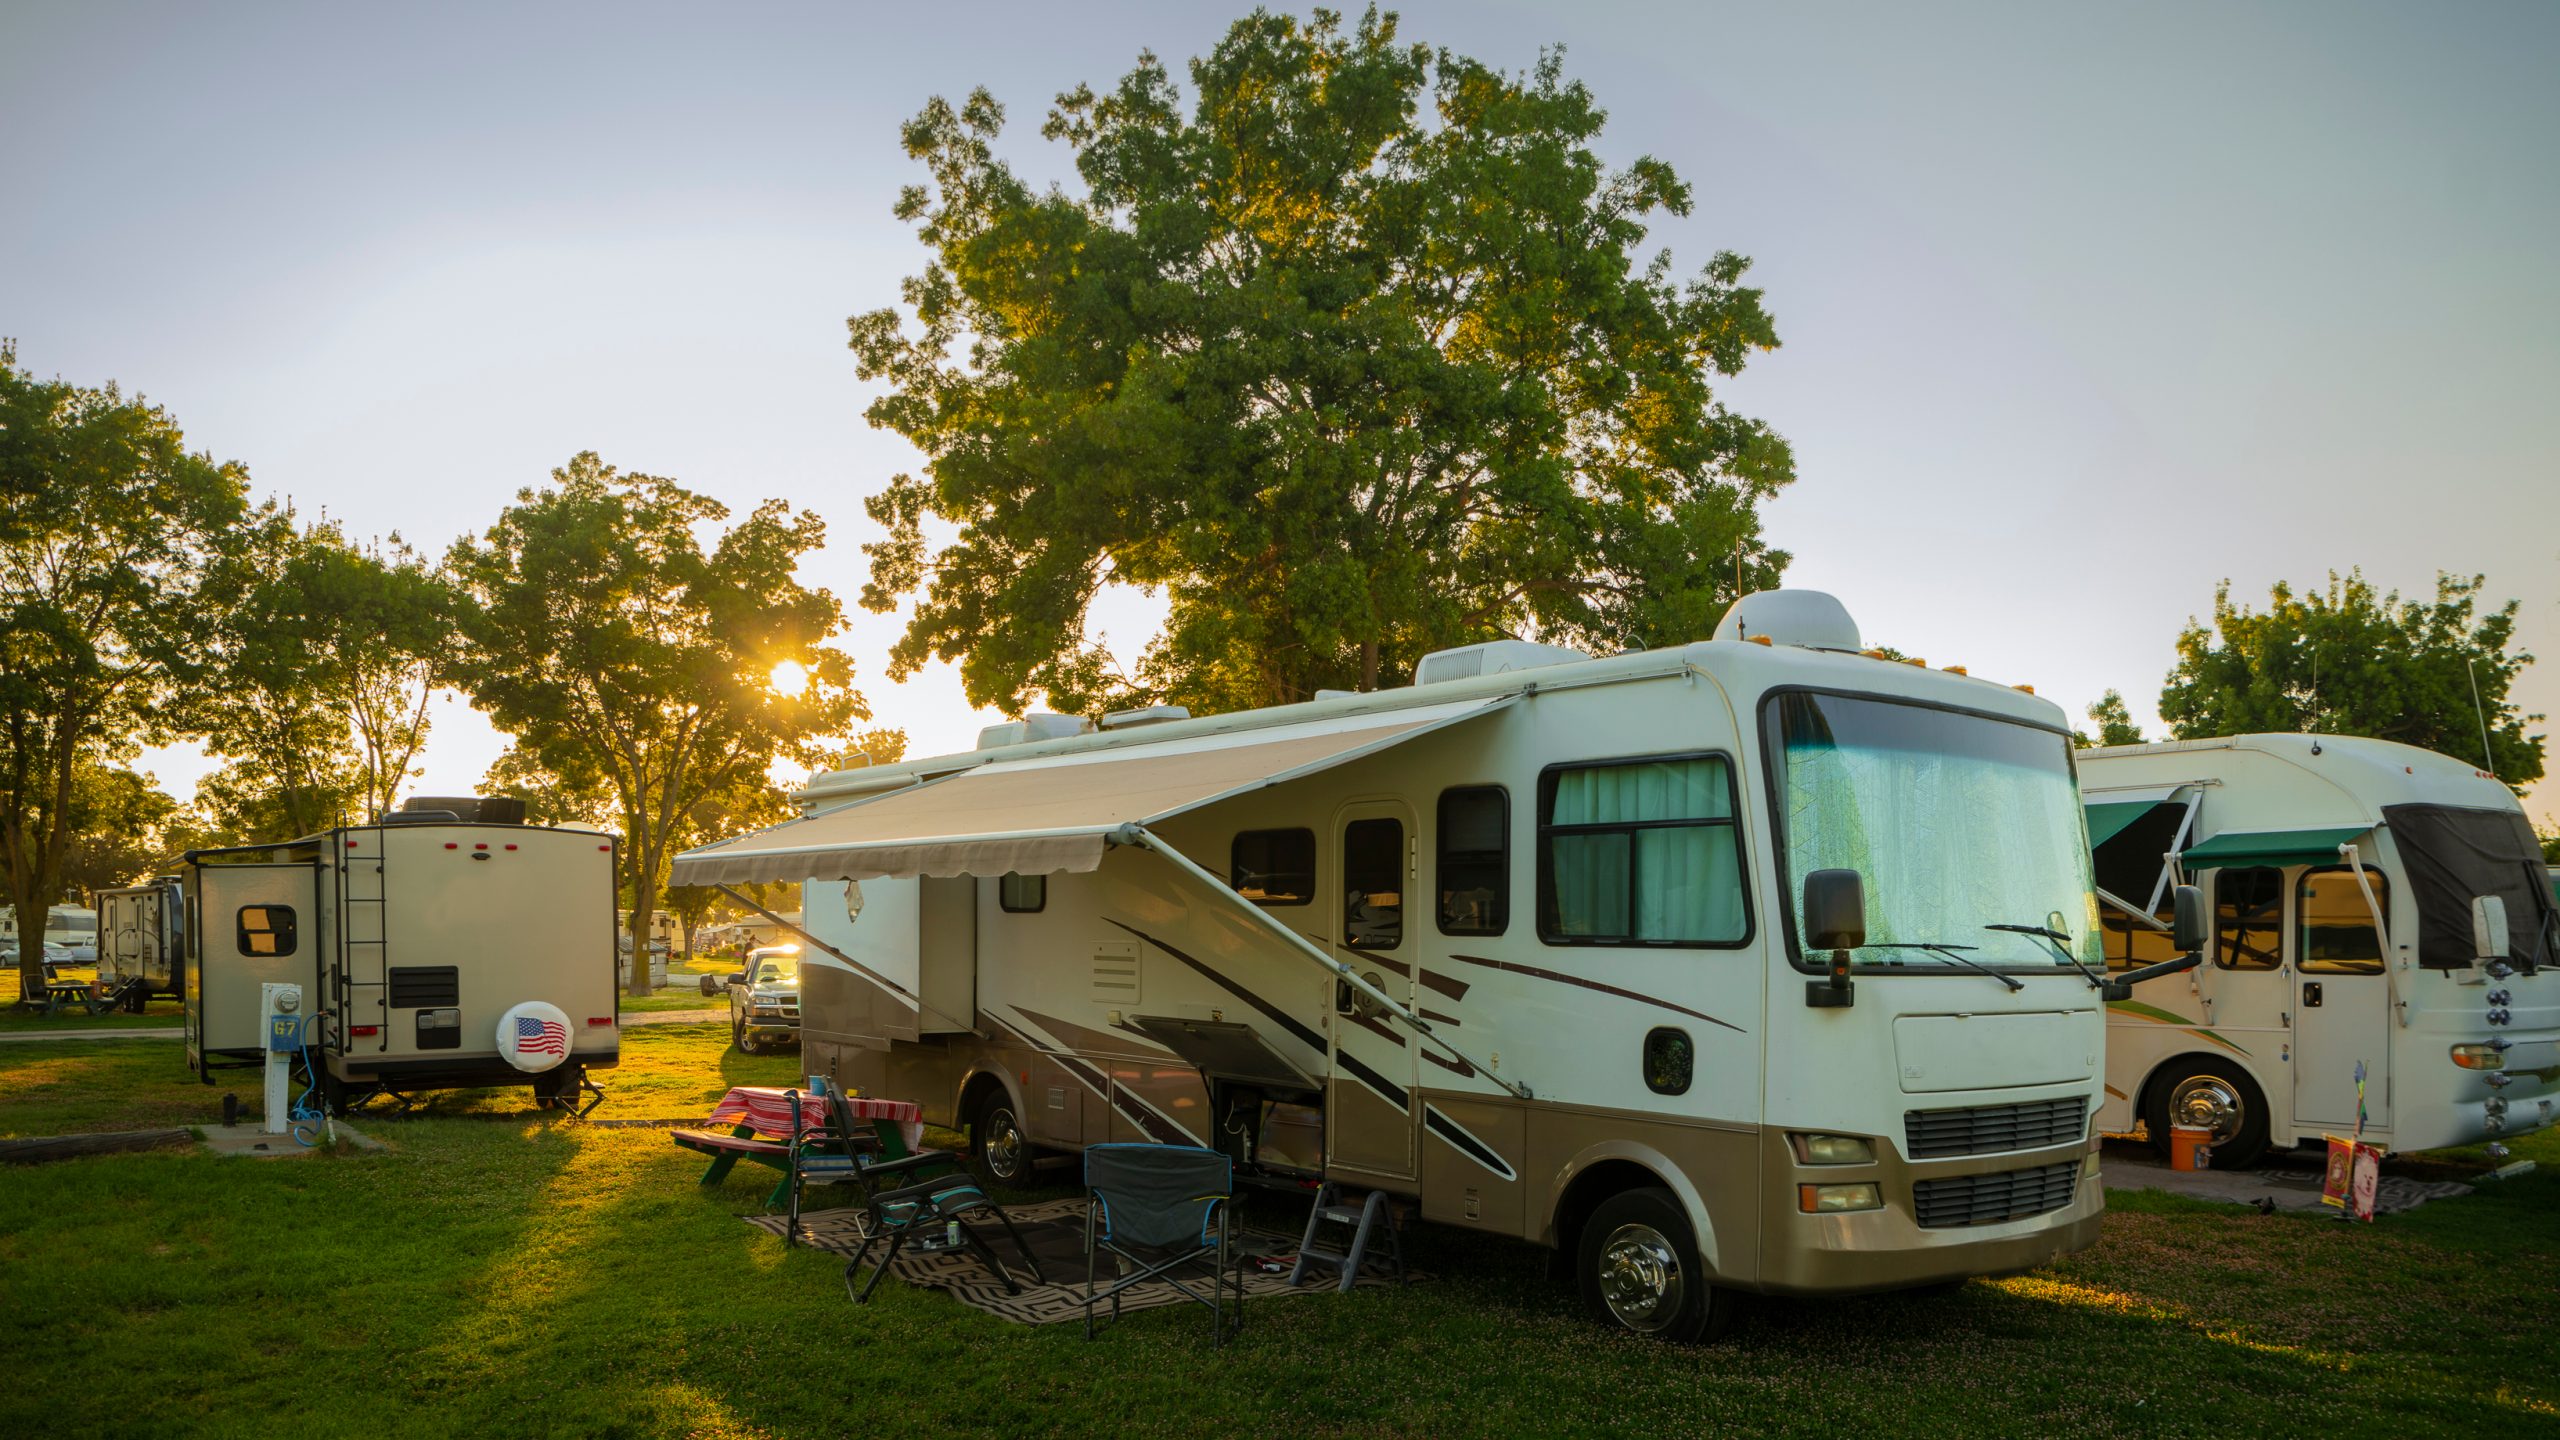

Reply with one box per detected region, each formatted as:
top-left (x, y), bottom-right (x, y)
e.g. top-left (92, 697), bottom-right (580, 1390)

top-left (1113, 824), bottom-right (1533, 1101)
top-left (2095, 887), bottom-right (2171, 931)
top-left (2338, 844), bottom-right (2408, 1029)
top-left (2147, 791), bottom-right (2204, 915)
top-left (713, 884), bottom-right (982, 1037)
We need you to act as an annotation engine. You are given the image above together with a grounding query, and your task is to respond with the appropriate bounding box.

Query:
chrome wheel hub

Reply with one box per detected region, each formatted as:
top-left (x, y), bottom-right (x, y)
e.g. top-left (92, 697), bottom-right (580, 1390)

top-left (2170, 1077), bottom-right (2243, 1140)
top-left (1597, 1222), bottom-right (1684, 1331)
top-left (985, 1110), bottom-right (1024, 1178)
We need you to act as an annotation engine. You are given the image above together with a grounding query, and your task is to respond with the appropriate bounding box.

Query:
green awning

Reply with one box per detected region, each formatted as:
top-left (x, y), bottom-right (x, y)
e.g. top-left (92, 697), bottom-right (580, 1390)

top-left (2085, 800), bottom-right (2166, 849)
top-left (2179, 826), bottom-right (2371, 870)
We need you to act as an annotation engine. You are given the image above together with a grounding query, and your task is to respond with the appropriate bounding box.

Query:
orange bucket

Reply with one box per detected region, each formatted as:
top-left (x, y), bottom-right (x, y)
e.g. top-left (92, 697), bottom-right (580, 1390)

top-left (2169, 1124), bottom-right (2213, 1172)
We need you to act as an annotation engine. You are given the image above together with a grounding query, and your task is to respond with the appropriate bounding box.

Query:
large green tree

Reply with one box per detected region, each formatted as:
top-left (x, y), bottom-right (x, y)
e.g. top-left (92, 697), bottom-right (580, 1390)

top-left (2160, 571), bottom-right (2544, 786)
top-left (851, 6), bottom-right (1793, 714)
top-left (0, 344), bottom-right (251, 995)
top-left (446, 453), bottom-right (864, 993)
top-left (207, 516), bottom-right (456, 825)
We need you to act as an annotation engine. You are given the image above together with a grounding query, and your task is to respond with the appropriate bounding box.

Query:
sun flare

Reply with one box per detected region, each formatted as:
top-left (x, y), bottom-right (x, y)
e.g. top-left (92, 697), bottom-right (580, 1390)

top-left (768, 660), bottom-right (809, 697)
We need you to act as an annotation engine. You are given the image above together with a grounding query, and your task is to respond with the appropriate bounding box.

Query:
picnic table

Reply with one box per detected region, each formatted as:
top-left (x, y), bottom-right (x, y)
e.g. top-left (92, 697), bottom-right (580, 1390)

top-left (676, 1084), bottom-right (927, 1210)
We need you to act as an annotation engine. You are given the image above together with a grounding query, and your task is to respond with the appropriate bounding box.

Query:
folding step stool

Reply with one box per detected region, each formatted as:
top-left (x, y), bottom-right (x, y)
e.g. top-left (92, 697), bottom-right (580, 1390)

top-left (1288, 1182), bottom-right (1407, 1293)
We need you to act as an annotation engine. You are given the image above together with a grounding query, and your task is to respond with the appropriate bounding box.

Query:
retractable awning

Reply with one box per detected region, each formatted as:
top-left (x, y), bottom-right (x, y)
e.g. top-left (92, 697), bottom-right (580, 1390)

top-left (2083, 785), bottom-right (2189, 849)
top-left (2179, 826), bottom-right (2371, 870)
top-left (670, 694), bottom-right (1519, 887)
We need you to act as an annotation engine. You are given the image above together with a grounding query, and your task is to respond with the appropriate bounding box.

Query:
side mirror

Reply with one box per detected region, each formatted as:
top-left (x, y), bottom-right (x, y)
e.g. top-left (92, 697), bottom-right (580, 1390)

top-left (1803, 869), bottom-right (1867, 951)
top-left (1803, 869), bottom-right (1864, 1009)
top-left (698, 973), bottom-right (719, 998)
top-left (2171, 884), bottom-right (2206, 955)
top-left (2473, 895), bottom-right (2510, 962)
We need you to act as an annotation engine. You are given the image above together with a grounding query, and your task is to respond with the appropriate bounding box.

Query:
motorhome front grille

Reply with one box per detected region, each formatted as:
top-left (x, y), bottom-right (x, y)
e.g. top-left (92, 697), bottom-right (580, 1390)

top-left (1911, 1161), bottom-right (2082, 1229)
top-left (1904, 1098), bottom-right (2087, 1159)
top-left (387, 965), bottom-right (459, 1008)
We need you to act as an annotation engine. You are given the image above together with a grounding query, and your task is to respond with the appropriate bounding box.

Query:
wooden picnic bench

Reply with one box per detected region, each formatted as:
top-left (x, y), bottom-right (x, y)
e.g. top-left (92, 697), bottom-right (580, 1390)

top-left (673, 1085), bottom-right (933, 1211)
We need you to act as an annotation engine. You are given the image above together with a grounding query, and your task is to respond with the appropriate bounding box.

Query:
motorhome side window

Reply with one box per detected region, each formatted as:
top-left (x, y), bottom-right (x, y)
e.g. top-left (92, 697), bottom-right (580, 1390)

top-left (1232, 828), bottom-right (1315, 906)
top-left (2214, 867), bottom-right (2282, 971)
top-left (2100, 902), bottom-right (2185, 972)
top-left (998, 872), bottom-right (1046, 913)
top-left (1437, 785), bottom-right (1509, 936)
top-left (1537, 756), bottom-right (1746, 946)
top-left (236, 905), bottom-right (297, 958)
top-left (1343, 818), bottom-right (1405, 949)
top-left (2297, 869), bottom-right (2387, 976)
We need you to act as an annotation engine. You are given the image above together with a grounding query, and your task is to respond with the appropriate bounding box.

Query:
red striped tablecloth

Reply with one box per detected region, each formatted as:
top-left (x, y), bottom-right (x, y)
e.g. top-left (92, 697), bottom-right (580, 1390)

top-left (705, 1085), bottom-right (925, 1150)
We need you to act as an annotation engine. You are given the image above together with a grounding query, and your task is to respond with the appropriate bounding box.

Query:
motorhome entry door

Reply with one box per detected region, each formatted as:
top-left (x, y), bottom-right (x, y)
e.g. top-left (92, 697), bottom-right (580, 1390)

top-left (2291, 868), bottom-right (2393, 1131)
top-left (1327, 799), bottom-right (1419, 1181)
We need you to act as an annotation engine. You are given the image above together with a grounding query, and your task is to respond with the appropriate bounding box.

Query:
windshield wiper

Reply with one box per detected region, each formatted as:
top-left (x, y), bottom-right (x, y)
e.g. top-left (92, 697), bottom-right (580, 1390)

top-left (1858, 942), bottom-right (2023, 992)
top-left (1985, 923), bottom-right (2106, 991)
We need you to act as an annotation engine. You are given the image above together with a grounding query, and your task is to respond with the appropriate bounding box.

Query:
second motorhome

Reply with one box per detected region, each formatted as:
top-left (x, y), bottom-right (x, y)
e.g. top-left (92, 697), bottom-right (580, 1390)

top-left (676, 590), bottom-right (2119, 1340)
top-left (2083, 735), bottom-right (2558, 1165)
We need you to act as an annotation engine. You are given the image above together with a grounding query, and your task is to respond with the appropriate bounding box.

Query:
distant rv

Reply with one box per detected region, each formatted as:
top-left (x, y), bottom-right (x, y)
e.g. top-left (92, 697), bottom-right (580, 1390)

top-left (677, 590), bottom-right (2116, 1341)
top-left (97, 878), bottom-right (186, 1009)
top-left (2082, 734), bottom-right (2558, 1165)
top-left (2, 904), bottom-right (99, 961)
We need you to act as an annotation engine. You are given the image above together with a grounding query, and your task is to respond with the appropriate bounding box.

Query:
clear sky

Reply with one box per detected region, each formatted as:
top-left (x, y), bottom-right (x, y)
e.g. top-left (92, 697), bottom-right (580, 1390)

top-left (5, 1), bottom-right (2555, 821)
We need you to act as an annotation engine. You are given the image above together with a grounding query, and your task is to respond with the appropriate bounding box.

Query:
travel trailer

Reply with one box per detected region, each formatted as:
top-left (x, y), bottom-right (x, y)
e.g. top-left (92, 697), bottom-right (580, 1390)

top-left (96, 878), bottom-right (186, 1009)
top-left (675, 591), bottom-right (2117, 1340)
top-left (2082, 735), bottom-right (2559, 1166)
top-left (183, 795), bottom-right (621, 1112)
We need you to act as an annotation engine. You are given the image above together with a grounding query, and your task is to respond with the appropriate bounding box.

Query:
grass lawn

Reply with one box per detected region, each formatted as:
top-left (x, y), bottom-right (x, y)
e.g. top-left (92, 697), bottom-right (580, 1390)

top-left (3, 1027), bottom-right (2553, 1439)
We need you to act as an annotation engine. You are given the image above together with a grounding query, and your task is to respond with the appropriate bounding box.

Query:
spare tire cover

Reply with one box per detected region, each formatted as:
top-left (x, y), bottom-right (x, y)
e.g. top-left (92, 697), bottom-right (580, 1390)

top-left (496, 1000), bottom-right (575, 1073)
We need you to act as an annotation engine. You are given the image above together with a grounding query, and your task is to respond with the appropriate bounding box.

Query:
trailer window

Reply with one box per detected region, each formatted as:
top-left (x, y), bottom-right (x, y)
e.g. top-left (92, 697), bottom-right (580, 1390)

top-left (1538, 756), bottom-right (1747, 946)
top-left (1437, 786), bottom-right (1509, 936)
top-left (1232, 828), bottom-right (1315, 906)
top-left (2099, 900), bottom-right (2185, 972)
top-left (2213, 867), bottom-right (2282, 971)
top-left (2298, 869), bottom-right (2387, 976)
top-left (236, 905), bottom-right (297, 958)
top-left (999, 872), bottom-right (1046, 913)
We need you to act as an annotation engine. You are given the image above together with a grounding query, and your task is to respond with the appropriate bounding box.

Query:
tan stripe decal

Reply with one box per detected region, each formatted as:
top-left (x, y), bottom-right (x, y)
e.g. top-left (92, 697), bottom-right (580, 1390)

top-left (1443, 953), bottom-right (1745, 1033)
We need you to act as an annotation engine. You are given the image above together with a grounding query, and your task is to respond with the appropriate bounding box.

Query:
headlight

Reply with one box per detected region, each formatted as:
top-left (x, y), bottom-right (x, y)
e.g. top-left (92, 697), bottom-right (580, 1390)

top-left (2451, 1043), bottom-right (2510, 1071)
top-left (1787, 1133), bottom-right (1877, 1166)
top-left (1797, 1182), bottom-right (1882, 1214)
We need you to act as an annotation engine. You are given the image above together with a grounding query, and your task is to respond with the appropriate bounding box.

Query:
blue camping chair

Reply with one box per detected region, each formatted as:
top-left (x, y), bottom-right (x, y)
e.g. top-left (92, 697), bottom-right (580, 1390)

top-left (1082, 1143), bottom-right (1243, 1346)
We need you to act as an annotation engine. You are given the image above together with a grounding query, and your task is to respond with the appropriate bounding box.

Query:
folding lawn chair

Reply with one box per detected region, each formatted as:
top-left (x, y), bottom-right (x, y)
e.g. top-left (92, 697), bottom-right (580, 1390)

top-left (783, 1077), bottom-right (967, 1248)
top-left (1082, 1143), bottom-right (1242, 1346)
top-left (839, 1140), bottom-right (1047, 1304)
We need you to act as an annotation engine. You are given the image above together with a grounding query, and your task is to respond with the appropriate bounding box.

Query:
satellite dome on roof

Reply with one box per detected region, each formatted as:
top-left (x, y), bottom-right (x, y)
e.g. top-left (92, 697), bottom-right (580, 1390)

top-left (1711, 589), bottom-right (1861, 652)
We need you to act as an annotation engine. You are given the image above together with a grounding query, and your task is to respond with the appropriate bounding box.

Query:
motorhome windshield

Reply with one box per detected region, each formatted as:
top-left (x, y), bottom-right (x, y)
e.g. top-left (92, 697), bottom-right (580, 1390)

top-left (1767, 691), bottom-right (2101, 971)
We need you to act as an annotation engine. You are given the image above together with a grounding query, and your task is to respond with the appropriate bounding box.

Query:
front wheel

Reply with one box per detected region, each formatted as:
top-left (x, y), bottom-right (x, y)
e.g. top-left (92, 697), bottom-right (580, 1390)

top-left (733, 1015), bottom-right (757, 1055)
top-left (2146, 1059), bottom-right (2269, 1169)
top-left (971, 1090), bottom-right (1035, 1187)
top-left (1577, 1187), bottom-right (1734, 1343)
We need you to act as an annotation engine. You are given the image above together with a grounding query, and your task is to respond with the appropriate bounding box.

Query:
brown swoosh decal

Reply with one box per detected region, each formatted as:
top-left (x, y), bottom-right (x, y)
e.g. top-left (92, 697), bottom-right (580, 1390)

top-left (1421, 1049), bottom-right (1477, 1078)
top-left (1345, 1012), bottom-right (1405, 1048)
top-left (1443, 954), bottom-right (1746, 1033)
top-left (1419, 970), bottom-right (1471, 1002)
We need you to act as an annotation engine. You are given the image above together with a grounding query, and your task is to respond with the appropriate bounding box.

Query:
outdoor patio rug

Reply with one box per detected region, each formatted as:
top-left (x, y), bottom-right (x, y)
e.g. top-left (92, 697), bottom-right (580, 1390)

top-left (744, 1195), bottom-right (1418, 1325)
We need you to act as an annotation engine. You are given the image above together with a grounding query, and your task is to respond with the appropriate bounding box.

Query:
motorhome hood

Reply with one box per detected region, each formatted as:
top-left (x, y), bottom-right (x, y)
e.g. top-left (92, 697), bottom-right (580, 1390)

top-left (1894, 1011), bottom-right (2096, 1093)
top-left (670, 693), bottom-right (1518, 885)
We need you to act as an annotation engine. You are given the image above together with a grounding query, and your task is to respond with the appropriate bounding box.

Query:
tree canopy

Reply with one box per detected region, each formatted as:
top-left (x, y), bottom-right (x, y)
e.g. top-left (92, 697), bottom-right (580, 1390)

top-left (2159, 571), bottom-right (2544, 787)
top-left (0, 343), bottom-right (250, 989)
top-left (2074, 690), bottom-right (2145, 750)
top-left (446, 453), bottom-right (865, 991)
top-left (851, 6), bottom-right (1793, 714)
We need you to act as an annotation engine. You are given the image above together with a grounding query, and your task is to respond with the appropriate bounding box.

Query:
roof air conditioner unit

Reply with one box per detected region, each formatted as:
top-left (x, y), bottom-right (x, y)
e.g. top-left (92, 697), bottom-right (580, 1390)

top-left (1099, 704), bottom-right (1191, 730)
top-left (975, 713), bottom-right (1095, 750)
top-left (1413, 639), bottom-right (1592, 687)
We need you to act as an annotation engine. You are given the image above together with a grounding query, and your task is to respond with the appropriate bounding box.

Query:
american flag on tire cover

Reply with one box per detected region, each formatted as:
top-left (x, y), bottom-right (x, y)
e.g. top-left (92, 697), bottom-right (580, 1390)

top-left (515, 1016), bottom-right (567, 1056)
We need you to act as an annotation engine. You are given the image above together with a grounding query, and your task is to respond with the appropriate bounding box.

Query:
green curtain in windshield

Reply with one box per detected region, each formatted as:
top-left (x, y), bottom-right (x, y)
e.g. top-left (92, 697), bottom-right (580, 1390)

top-left (1774, 694), bottom-right (2101, 968)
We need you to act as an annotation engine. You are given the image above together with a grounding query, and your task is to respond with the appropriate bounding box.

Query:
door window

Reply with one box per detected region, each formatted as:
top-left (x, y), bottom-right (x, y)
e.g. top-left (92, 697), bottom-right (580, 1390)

top-left (2298, 869), bottom-right (2387, 976)
top-left (2213, 867), bottom-right (2282, 971)
top-left (998, 872), bottom-right (1046, 913)
top-left (236, 905), bottom-right (298, 958)
top-left (1343, 818), bottom-right (1405, 950)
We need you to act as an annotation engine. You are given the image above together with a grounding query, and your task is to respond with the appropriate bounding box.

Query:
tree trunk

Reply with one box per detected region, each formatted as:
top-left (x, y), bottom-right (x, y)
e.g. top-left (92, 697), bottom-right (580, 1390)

top-left (626, 849), bottom-right (659, 998)
top-left (12, 896), bottom-right (49, 1004)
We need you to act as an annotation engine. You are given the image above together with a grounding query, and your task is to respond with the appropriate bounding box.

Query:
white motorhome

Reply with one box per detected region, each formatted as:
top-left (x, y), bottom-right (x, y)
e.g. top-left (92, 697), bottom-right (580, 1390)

top-left (97, 878), bottom-right (186, 1009)
top-left (2082, 735), bottom-right (2560, 1166)
top-left (676, 591), bottom-right (2113, 1339)
top-left (184, 795), bottom-right (622, 1112)
top-left (3, 904), bottom-right (99, 962)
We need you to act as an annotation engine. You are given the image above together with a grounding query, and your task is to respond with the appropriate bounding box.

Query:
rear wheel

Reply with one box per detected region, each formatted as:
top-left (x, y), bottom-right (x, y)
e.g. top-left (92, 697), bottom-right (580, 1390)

top-left (1577, 1187), bottom-right (1734, 1343)
top-left (971, 1090), bottom-right (1034, 1187)
top-left (2146, 1059), bottom-right (2269, 1169)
